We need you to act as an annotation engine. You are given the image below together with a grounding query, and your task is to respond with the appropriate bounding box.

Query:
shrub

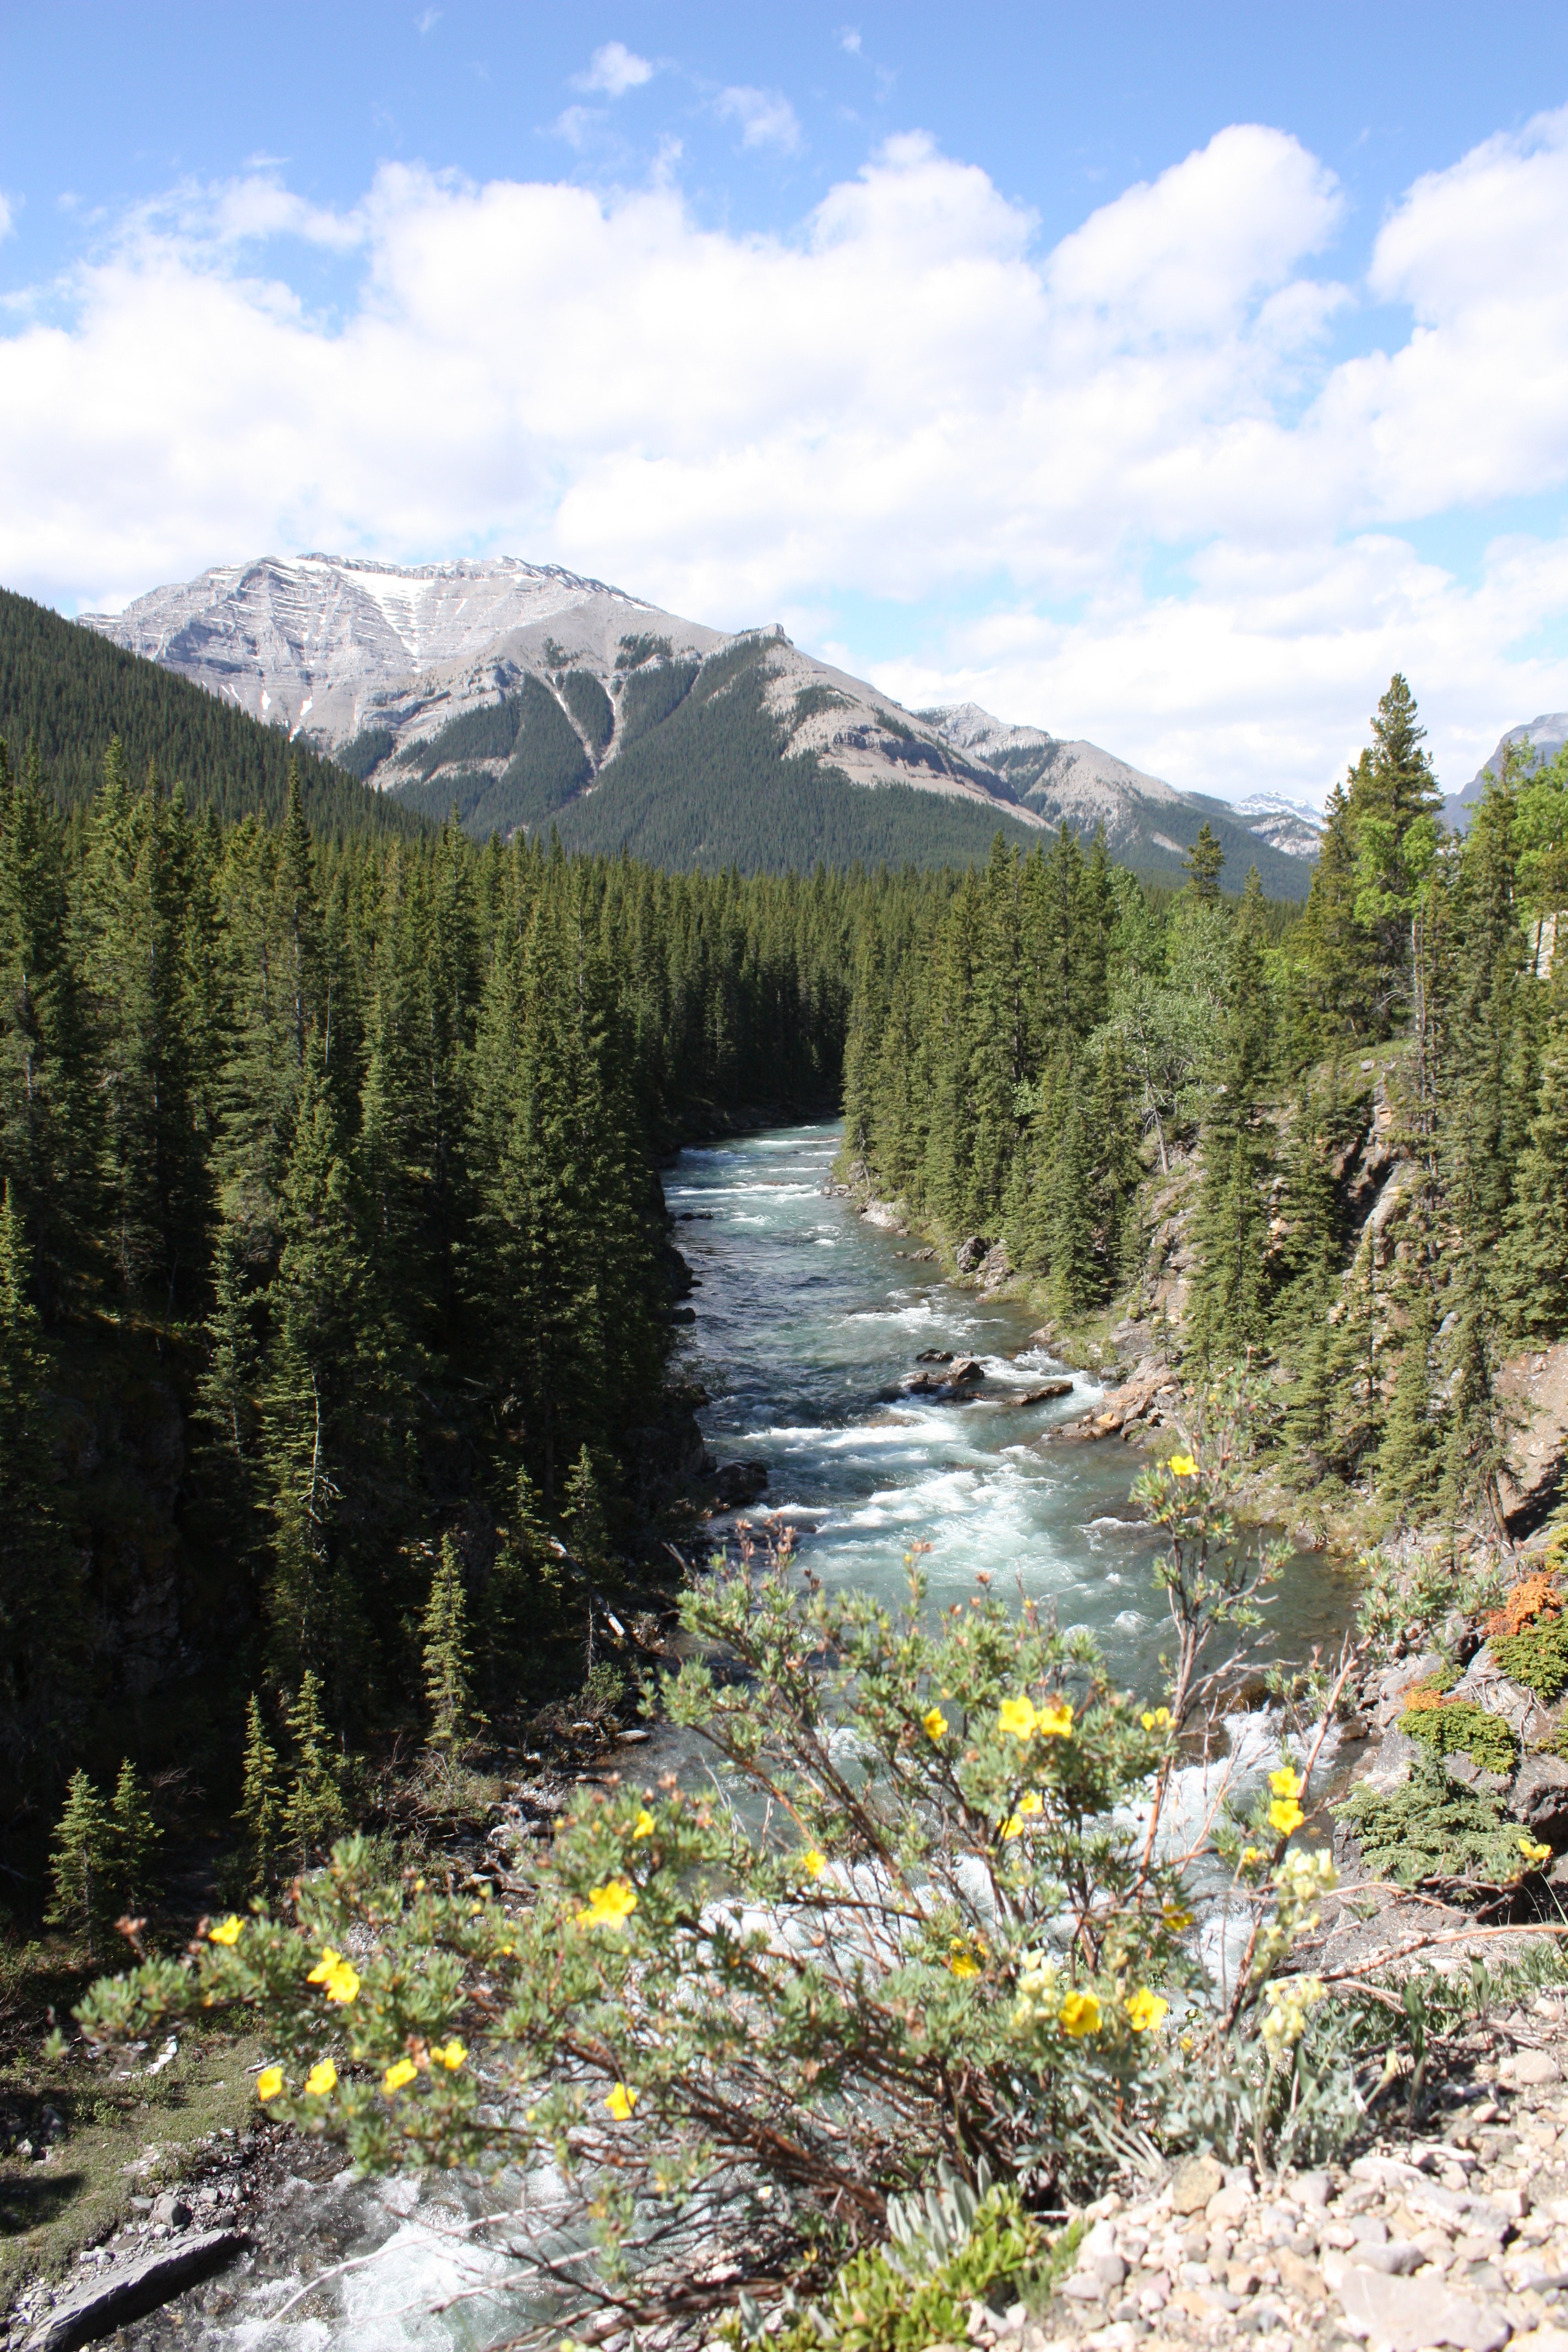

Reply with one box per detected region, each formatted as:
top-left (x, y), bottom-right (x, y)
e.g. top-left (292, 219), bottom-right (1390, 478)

top-left (1337, 1752), bottom-right (1534, 1889)
top-left (1490, 1615), bottom-right (1568, 1703)
top-left (1400, 1700), bottom-right (1518, 1776)
top-left (69, 1378), bottom-right (1368, 2335)
top-left (763, 2171), bottom-right (1044, 2352)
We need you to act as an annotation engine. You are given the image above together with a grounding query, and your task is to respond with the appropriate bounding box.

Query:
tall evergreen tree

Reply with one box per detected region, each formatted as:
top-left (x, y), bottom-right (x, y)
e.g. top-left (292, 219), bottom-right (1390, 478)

top-left (422, 1538), bottom-right (481, 1755)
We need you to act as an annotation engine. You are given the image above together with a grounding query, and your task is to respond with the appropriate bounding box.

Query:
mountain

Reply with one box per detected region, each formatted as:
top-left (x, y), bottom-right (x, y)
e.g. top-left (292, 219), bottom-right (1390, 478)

top-left (84, 554), bottom-right (1315, 892)
top-left (0, 584), bottom-right (423, 836)
top-left (1444, 711), bottom-right (1568, 835)
top-left (919, 703), bottom-right (1317, 896)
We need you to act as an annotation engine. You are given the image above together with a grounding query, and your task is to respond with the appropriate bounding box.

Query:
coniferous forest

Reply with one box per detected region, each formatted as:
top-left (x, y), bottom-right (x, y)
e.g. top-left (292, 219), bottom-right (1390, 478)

top-left (2, 668), bottom-right (1566, 1917)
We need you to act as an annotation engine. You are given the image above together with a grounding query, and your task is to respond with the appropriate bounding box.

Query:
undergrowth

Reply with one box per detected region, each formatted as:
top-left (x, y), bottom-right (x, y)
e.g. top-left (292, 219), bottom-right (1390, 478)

top-left (1336, 1752), bottom-right (1533, 1888)
top-left (1400, 1700), bottom-right (1519, 1776)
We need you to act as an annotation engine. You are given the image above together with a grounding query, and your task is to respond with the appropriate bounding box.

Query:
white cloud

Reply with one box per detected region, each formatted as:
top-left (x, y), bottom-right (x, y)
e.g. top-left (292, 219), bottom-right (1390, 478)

top-left (839, 26), bottom-right (863, 53)
top-left (0, 195), bottom-right (13, 243)
top-left (716, 86), bottom-right (803, 155)
top-left (416, 8), bottom-right (441, 32)
top-left (576, 41), bottom-right (654, 98)
top-left (4, 115), bottom-right (1568, 799)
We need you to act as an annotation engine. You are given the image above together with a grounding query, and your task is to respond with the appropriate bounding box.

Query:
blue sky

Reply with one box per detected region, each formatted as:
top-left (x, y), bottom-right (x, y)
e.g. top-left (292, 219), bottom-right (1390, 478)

top-left (4, 2), bottom-right (1568, 801)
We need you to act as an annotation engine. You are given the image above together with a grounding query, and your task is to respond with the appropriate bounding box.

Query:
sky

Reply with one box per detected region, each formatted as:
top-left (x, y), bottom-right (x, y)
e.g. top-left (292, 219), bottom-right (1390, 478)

top-left (4, 3), bottom-right (1568, 808)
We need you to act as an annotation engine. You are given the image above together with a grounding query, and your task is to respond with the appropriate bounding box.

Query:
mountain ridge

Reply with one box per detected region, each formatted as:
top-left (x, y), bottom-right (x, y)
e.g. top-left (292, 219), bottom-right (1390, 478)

top-left (83, 553), bottom-right (1317, 894)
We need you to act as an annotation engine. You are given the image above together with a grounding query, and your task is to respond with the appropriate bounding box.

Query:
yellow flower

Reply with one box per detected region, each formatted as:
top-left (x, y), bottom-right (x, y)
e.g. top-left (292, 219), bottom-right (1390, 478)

top-left (1059, 1990), bottom-right (1102, 2037)
top-left (1519, 1837), bottom-right (1553, 1865)
top-left (1268, 1798), bottom-right (1305, 1836)
top-left (208, 1915), bottom-right (244, 1946)
top-left (998, 1695), bottom-right (1039, 1740)
top-left (1163, 1901), bottom-right (1195, 1931)
top-left (1000, 1790), bottom-right (1042, 1839)
top-left (1036, 1698), bottom-right (1074, 1739)
top-left (923, 1706), bottom-right (948, 1740)
top-left (435, 2040), bottom-right (466, 2071)
top-left (383, 2058), bottom-right (418, 2094)
top-left (1141, 1708), bottom-right (1172, 1732)
top-left (1268, 1765), bottom-right (1304, 1800)
top-left (604, 2083), bottom-right (639, 2121)
top-left (307, 1947), bottom-right (361, 2005)
top-left (631, 1810), bottom-right (655, 1840)
top-left (576, 1880), bottom-right (639, 1929)
top-left (256, 2066), bottom-right (284, 2101)
top-left (947, 1939), bottom-right (985, 1979)
top-left (304, 2060), bottom-right (337, 2097)
top-left (801, 1848), bottom-right (827, 1879)
top-left (1168, 1452), bottom-right (1197, 1478)
top-left (1240, 1846), bottom-right (1263, 1867)
top-left (1125, 1988), bottom-right (1168, 2033)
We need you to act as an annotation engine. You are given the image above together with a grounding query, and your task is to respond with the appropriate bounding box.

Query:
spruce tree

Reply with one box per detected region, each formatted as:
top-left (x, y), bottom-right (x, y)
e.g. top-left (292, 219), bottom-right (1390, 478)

top-left (111, 1758), bottom-right (162, 1911)
top-left (46, 1770), bottom-right (113, 1957)
top-left (281, 1670), bottom-right (347, 1871)
top-left (1376, 1284), bottom-right (1442, 1521)
top-left (236, 1694), bottom-right (284, 1890)
top-left (565, 1444), bottom-right (612, 1577)
top-left (1182, 823), bottom-right (1225, 903)
top-left (1502, 1015), bottom-right (1568, 1338)
top-left (422, 1538), bottom-right (481, 1755)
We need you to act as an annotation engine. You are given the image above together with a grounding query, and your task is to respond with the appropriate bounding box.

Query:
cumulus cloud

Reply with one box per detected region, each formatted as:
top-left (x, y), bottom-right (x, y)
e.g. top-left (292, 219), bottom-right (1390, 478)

top-left (715, 86), bottom-right (803, 154)
top-left (576, 41), bottom-right (654, 98)
top-left (3, 114), bottom-right (1568, 797)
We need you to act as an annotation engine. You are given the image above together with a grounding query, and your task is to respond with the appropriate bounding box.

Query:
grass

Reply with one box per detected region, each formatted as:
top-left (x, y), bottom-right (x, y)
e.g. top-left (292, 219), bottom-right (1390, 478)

top-left (0, 1932), bottom-right (262, 2305)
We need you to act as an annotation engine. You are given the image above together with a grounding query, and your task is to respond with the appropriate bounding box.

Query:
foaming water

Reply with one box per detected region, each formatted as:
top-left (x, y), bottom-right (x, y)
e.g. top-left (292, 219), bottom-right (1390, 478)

top-left (673, 1121), bottom-right (1353, 1674)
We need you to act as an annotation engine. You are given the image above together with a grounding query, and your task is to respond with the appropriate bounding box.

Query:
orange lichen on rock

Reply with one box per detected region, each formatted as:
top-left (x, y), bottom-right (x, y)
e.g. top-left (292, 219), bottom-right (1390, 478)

top-left (1485, 1573), bottom-right (1563, 1640)
top-left (1401, 1683), bottom-right (1449, 1713)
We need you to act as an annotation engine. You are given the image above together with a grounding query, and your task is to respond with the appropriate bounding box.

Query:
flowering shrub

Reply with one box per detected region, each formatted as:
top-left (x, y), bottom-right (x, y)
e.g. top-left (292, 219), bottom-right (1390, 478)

top-left (74, 1379), bottom-right (1358, 2335)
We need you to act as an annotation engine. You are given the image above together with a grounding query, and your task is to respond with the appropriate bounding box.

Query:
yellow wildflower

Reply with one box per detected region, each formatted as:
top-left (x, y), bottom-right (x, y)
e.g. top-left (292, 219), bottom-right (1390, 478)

top-left (1036, 1698), bottom-right (1074, 1739)
top-left (256, 2066), bottom-right (284, 2101)
top-left (383, 2058), bottom-right (418, 2094)
top-left (1059, 1989), bottom-right (1102, 2037)
top-left (631, 1810), bottom-right (655, 1839)
top-left (1268, 1765), bottom-right (1304, 1800)
top-left (604, 2083), bottom-right (639, 2121)
top-left (304, 2060), bottom-right (337, 2097)
top-left (435, 2040), bottom-right (466, 2071)
top-left (1125, 1988), bottom-right (1168, 2033)
top-left (1000, 1790), bottom-right (1043, 1838)
top-left (1519, 1837), bottom-right (1553, 1865)
top-left (1240, 1847), bottom-right (1263, 1867)
top-left (1168, 1453), bottom-right (1197, 1478)
top-left (1163, 1900), bottom-right (1195, 1931)
top-left (947, 1936), bottom-right (986, 1979)
top-left (923, 1706), bottom-right (948, 1740)
top-left (801, 1849), bottom-right (827, 1879)
top-left (576, 1880), bottom-right (639, 1929)
top-left (208, 1915), bottom-right (244, 1946)
top-left (1140, 1708), bottom-right (1172, 1732)
top-left (1268, 1798), bottom-right (1305, 1836)
top-left (998, 1695), bottom-right (1039, 1740)
top-left (307, 1947), bottom-right (361, 2005)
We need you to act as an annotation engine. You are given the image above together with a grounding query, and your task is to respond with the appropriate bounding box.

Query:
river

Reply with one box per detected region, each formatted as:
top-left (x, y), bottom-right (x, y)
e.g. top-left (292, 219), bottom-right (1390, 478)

top-left (134, 1120), bottom-right (1355, 2352)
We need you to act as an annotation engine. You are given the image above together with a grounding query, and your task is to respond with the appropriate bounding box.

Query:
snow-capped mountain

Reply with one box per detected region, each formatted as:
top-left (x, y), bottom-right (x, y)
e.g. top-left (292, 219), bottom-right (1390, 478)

top-left (1444, 711), bottom-right (1568, 834)
top-left (81, 555), bottom-right (1316, 891)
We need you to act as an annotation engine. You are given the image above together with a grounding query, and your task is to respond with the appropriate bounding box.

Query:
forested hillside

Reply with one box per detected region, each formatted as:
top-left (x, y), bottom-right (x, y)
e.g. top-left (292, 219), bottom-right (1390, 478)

top-left (0, 587), bottom-right (424, 837)
top-left (845, 677), bottom-right (1568, 1531)
top-left (0, 736), bottom-right (857, 1882)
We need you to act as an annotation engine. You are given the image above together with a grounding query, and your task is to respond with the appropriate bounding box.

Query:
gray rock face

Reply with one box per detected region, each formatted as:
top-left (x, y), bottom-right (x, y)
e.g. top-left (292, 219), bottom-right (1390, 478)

top-left (1330, 2261), bottom-right (1509, 2350)
top-left (1512, 1750), bottom-right (1568, 1844)
top-left (25, 2228), bottom-right (241, 2352)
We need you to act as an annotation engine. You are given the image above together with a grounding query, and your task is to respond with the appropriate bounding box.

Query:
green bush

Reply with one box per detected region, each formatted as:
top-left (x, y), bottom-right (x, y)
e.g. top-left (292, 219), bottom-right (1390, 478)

top-left (1337, 1752), bottom-right (1533, 1888)
top-left (1490, 1616), bottom-right (1568, 1703)
top-left (1400, 1701), bottom-right (1518, 1774)
top-left (763, 2174), bottom-right (1044, 2352)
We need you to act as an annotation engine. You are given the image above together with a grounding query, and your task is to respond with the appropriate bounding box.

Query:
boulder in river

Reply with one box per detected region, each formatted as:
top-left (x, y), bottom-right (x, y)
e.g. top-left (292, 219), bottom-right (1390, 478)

top-left (710, 1460), bottom-right (770, 1508)
top-left (1014, 1380), bottom-right (1074, 1405)
top-left (914, 1348), bottom-right (954, 1364)
top-left (954, 1235), bottom-right (990, 1274)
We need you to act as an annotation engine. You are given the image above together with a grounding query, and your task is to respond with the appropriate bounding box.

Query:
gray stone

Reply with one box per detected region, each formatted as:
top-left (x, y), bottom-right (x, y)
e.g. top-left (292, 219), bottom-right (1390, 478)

top-left (1171, 2155), bottom-right (1226, 2215)
top-left (1515, 2050), bottom-right (1564, 2087)
top-left (1353, 2244), bottom-right (1426, 2276)
top-left (1333, 2267), bottom-right (1511, 2351)
top-left (24, 2230), bottom-right (241, 2352)
top-left (1513, 1757), bottom-right (1568, 1847)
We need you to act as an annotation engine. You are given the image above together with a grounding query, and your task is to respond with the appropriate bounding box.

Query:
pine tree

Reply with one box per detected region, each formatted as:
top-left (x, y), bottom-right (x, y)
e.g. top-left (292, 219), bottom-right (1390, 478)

top-left (1188, 873), bottom-right (1274, 1366)
top-left (422, 1538), bottom-right (482, 1754)
top-left (1047, 1073), bottom-right (1102, 1319)
top-left (236, 1694), bottom-right (284, 1890)
top-left (0, 1182), bottom-right (80, 1785)
top-left (281, 1670), bottom-right (347, 1871)
top-left (1375, 1283), bottom-right (1442, 1520)
top-left (1502, 1015), bottom-right (1568, 1339)
top-left (1182, 823), bottom-right (1225, 903)
top-left (110, 1758), bottom-right (162, 1911)
top-left (46, 1770), bottom-right (113, 1957)
top-left (565, 1444), bottom-right (612, 1577)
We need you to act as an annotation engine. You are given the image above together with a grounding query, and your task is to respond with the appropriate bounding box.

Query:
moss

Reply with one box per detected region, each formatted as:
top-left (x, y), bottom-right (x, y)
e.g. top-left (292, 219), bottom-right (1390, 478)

top-left (1489, 1617), bottom-right (1568, 1703)
top-left (1400, 1700), bottom-right (1519, 1776)
top-left (1336, 1752), bottom-right (1528, 1890)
